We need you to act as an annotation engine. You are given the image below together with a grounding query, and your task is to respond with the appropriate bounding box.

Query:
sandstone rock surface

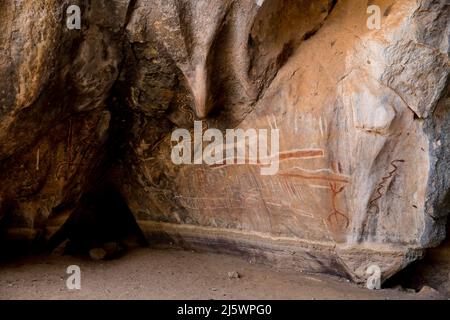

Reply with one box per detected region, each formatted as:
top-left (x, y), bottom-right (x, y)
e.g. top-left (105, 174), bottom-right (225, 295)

top-left (0, 0), bottom-right (449, 284)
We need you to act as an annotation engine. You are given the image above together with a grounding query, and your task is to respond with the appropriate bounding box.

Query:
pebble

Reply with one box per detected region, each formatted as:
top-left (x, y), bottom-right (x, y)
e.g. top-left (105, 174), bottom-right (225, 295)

top-left (89, 248), bottom-right (107, 261)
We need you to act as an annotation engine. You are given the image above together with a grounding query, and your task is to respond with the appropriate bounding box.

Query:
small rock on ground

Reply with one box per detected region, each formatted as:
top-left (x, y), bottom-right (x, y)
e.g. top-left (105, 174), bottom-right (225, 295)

top-left (417, 286), bottom-right (447, 300)
top-left (89, 248), bottom-right (107, 261)
top-left (227, 271), bottom-right (240, 279)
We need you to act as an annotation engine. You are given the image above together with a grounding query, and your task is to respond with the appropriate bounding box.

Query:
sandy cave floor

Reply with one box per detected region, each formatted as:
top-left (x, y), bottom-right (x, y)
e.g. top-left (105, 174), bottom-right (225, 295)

top-left (0, 248), bottom-right (445, 300)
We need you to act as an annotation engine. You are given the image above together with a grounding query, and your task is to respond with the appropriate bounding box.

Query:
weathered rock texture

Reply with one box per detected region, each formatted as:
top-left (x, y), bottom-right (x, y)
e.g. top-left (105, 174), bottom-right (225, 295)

top-left (390, 222), bottom-right (450, 296)
top-left (0, 0), bottom-right (449, 284)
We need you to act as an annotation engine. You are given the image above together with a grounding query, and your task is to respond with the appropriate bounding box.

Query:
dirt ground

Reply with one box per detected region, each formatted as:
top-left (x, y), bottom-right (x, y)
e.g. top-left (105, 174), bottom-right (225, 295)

top-left (0, 248), bottom-right (446, 300)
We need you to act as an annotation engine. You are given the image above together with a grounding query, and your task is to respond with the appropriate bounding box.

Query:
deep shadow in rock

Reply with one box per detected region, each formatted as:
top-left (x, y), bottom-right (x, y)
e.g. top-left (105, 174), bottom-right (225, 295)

top-left (384, 219), bottom-right (450, 298)
top-left (48, 183), bottom-right (148, 258)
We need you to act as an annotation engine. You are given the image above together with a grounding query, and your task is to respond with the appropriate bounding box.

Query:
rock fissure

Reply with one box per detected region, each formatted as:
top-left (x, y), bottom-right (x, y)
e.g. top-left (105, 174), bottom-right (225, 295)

top-left (0, 0), bottom-right (449, 289)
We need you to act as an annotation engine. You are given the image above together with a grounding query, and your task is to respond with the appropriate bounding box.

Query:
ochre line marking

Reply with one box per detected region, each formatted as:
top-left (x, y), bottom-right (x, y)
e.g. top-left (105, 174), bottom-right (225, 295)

top-left (278, 172), bottom-right (350, 183)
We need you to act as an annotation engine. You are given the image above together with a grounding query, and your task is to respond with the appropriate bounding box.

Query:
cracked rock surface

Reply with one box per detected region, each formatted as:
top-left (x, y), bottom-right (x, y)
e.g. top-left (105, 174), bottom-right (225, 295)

top-left (0, 0), bottom-right (449, 285)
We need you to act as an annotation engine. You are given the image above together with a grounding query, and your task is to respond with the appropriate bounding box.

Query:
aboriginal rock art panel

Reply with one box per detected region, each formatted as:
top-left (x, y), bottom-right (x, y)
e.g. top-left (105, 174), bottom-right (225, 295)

top-left (367, 160), bottom-right (405, 215)
top-left (55, 116), bottom-right (102, 180)
top-left (55, 119), bottom-right (75, 180)
top-left (209, 149), bottom-right (325, 169)
top-left (151, 146), bottom-right (352, 240)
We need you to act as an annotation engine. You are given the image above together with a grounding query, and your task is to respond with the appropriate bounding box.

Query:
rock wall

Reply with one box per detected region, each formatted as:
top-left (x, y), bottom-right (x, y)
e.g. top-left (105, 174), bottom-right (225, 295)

top-left (0, 0), bottom-right (129, 243)
top-left (395, 221), bottom-right (450, 296)
top-left (0, 0), bottom-right (449, 284)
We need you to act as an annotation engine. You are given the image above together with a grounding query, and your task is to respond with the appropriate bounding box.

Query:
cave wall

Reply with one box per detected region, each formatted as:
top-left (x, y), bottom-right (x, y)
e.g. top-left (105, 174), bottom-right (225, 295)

top-left (416, 221), bottom-right (450, 296)
top-left (0, 0), bottom-right (449, 283)
top-left (0, 0), bottom-right (129, 242)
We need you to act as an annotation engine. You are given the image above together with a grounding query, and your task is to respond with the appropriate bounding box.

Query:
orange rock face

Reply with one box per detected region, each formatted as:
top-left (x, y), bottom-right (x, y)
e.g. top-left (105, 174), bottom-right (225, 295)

top-left (0, 0), bottom-right (449, 284)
